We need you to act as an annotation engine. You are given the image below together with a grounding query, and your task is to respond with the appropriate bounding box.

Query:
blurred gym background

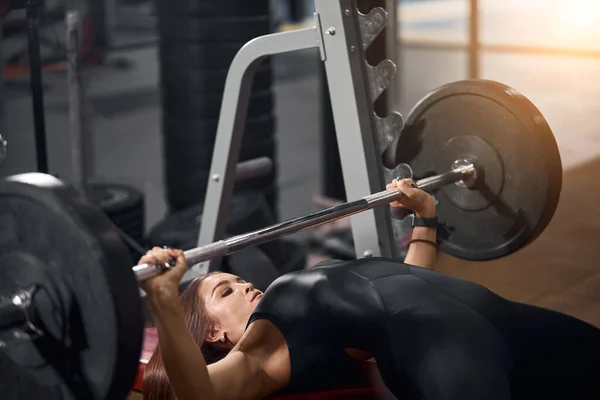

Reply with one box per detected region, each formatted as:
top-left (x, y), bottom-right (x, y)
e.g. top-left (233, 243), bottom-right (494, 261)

top-left (0, 0), bottom-right (599, 326)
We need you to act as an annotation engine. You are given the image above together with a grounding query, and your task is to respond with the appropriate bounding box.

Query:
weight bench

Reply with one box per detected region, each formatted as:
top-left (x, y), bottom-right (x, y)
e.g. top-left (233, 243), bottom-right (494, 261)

top-left (131, 328), bottom-right (394, 400)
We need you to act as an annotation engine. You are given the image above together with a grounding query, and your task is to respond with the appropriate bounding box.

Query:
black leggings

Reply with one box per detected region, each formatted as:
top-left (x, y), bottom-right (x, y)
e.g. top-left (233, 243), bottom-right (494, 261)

top-left (370, 266), bottom-right (600, 400)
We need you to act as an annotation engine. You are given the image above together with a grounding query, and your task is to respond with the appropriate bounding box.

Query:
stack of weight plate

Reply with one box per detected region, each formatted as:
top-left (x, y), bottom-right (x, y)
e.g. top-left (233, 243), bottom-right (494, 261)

top-left (88, 183), bottom-right (146, 263)
top-left (155, 0), bottom-right (278, 215)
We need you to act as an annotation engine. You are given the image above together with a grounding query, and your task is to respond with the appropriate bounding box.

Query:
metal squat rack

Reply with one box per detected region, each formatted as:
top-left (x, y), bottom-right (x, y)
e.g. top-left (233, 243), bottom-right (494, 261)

top-left (187, 0), bottom-right (410, 283)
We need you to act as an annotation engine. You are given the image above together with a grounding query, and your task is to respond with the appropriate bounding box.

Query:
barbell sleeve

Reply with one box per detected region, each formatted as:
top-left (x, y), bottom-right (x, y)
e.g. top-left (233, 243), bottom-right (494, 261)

top-left (234, 157), bottom-right (273, 183)
top-left (0, 297), bottom-right (27, 334)
top-left (0, 287), bottom-right (37, 338)
top-left (133, 162), bottom-right (475, 282)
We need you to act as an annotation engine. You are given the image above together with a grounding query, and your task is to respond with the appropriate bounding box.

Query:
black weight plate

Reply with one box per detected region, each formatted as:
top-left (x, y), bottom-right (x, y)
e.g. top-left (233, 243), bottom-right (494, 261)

top-left (159, 42), bottom-right (247, 69)
top-left (149, 191), bottom-right (282, 272)
top-left (107, 207), bottom-right (145, 230)
top-left (162, 89), bottom-right (273, 119)
top-left (108, 213), bottom-right (145, 238)
top-left (148, 191), bottom-right (275, 250)
top-left (86, 183), bottom-right (145, 252)
top-left (107, 214), bottom-right (144, 236)
top-left (155, 0), bottom-right (269, 18)
top-left (0, 350), bottom-right (49, 399)
top-left (160, 63), bottom-right (272, 93)
top-left (159, 15), bottom-right (271, 44)
top-left (86, 183), bottom-right (144, 216)
top-left (111, 218), bottom-right (145, 242)
top-left (395, 80), bottom-right (562, 261)
top-left (0, 173), bottom-right (143, 400)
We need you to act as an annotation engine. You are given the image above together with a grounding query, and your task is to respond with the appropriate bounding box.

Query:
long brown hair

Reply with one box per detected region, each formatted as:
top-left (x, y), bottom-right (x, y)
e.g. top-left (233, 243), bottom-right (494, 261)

top-left (142, 272), bottom-right (229, 400)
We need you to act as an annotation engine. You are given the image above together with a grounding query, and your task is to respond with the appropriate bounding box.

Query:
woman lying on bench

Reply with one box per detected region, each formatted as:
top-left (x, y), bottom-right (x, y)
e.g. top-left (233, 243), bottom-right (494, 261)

top-left (140, 178), bottom-right (600, 400)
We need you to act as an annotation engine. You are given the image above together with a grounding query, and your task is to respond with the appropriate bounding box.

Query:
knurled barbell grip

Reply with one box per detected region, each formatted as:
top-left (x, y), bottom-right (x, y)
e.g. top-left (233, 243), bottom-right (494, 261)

top-left (133, 163), bottom-right (475, 282)
top-left (133, 242), bottom-right (229, 282)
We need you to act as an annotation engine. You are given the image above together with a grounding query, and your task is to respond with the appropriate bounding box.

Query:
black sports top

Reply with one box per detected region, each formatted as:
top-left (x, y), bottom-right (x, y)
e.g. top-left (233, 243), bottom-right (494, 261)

top-left (245, 258), bottom-right (600, 399)
top-left (245, 258), bottom-right (398, 394)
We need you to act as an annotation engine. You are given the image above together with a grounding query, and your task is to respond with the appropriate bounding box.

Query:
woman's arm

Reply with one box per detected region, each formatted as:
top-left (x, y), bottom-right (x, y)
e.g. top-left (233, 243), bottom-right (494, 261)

top-left (404, 205), bottom-right (437, 270)
top-left (150, 290), bottom-right (282, 400)
top-left (142, 248), bottom-right (283, 400)
top-left (149, 287), bottom-right (217, 400)
top-left (209, 321), bottom-right (290, 400)
top-left (386, 178), bottom-right (438, 270)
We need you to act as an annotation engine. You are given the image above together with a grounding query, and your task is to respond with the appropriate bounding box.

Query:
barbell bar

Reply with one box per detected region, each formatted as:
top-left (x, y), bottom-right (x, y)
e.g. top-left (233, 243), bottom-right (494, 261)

top-left (133, 161), bottom-right (476, 282)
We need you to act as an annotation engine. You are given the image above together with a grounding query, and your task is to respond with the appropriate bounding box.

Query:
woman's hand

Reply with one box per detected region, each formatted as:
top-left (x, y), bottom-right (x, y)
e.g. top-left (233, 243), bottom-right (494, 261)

top-left (386, 178), bottom-right (436, 217)
top-left (139, 247), bottom-right (188, 297)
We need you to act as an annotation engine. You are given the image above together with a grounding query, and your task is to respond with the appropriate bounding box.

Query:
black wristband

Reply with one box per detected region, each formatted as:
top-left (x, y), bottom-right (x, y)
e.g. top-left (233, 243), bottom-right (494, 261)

top-left (409, 239), bottom-right (438, 248)
top-left (411, 215), bottom-right (438, 229)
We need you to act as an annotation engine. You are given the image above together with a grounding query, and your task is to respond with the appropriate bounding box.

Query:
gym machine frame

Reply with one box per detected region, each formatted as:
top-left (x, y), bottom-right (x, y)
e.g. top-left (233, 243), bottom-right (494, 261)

top-left (186, 0), bottom-right (405, 283)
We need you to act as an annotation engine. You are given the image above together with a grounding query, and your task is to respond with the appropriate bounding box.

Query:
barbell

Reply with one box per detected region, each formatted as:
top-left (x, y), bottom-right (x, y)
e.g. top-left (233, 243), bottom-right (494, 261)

top-left (0, 80), bottom-right (562, 400)
top-left (134, 161), bottom-right (474, 281)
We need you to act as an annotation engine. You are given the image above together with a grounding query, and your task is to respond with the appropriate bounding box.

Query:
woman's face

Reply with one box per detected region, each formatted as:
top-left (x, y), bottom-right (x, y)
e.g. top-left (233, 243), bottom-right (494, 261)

top-left (198, 272), bottom-right (263, 346)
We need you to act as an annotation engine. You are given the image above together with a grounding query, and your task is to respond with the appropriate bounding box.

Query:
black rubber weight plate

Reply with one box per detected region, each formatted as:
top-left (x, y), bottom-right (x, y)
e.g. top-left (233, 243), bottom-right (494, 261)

top-left (396, 80), bottom-right (562, 261)
top-left (158, 15), bottom-right (271, 44)
top-left (86, 183), bottom-right (144, 216)
top-left (155, 0), bottom-right (270, 18)
top-left (162, 89), bottom-right (273, 119)
top-left (160, 63), bottom-right (272, 93)
top-left (0, 173), bottom-right (143, 400)
top-left (149, 191), bottom-right (275, 250)
top-left (159, 42), bottom-right (248, 69)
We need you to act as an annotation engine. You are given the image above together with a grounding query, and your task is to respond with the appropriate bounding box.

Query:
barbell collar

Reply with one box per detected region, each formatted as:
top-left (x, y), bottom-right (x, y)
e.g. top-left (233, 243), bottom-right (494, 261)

top-left (418, 161), bottom-right (476, 192)
top-left (366, 161), bottom-right (475, 208)
top-left (0, 286), bottom-right (42, 343)
top-left (134, 161), bottom-right (476, 283)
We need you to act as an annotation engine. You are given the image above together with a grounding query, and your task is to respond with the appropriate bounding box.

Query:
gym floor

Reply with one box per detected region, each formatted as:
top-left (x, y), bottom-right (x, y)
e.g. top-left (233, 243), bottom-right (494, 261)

top-left (1, 0), bottom-right (600, 331)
